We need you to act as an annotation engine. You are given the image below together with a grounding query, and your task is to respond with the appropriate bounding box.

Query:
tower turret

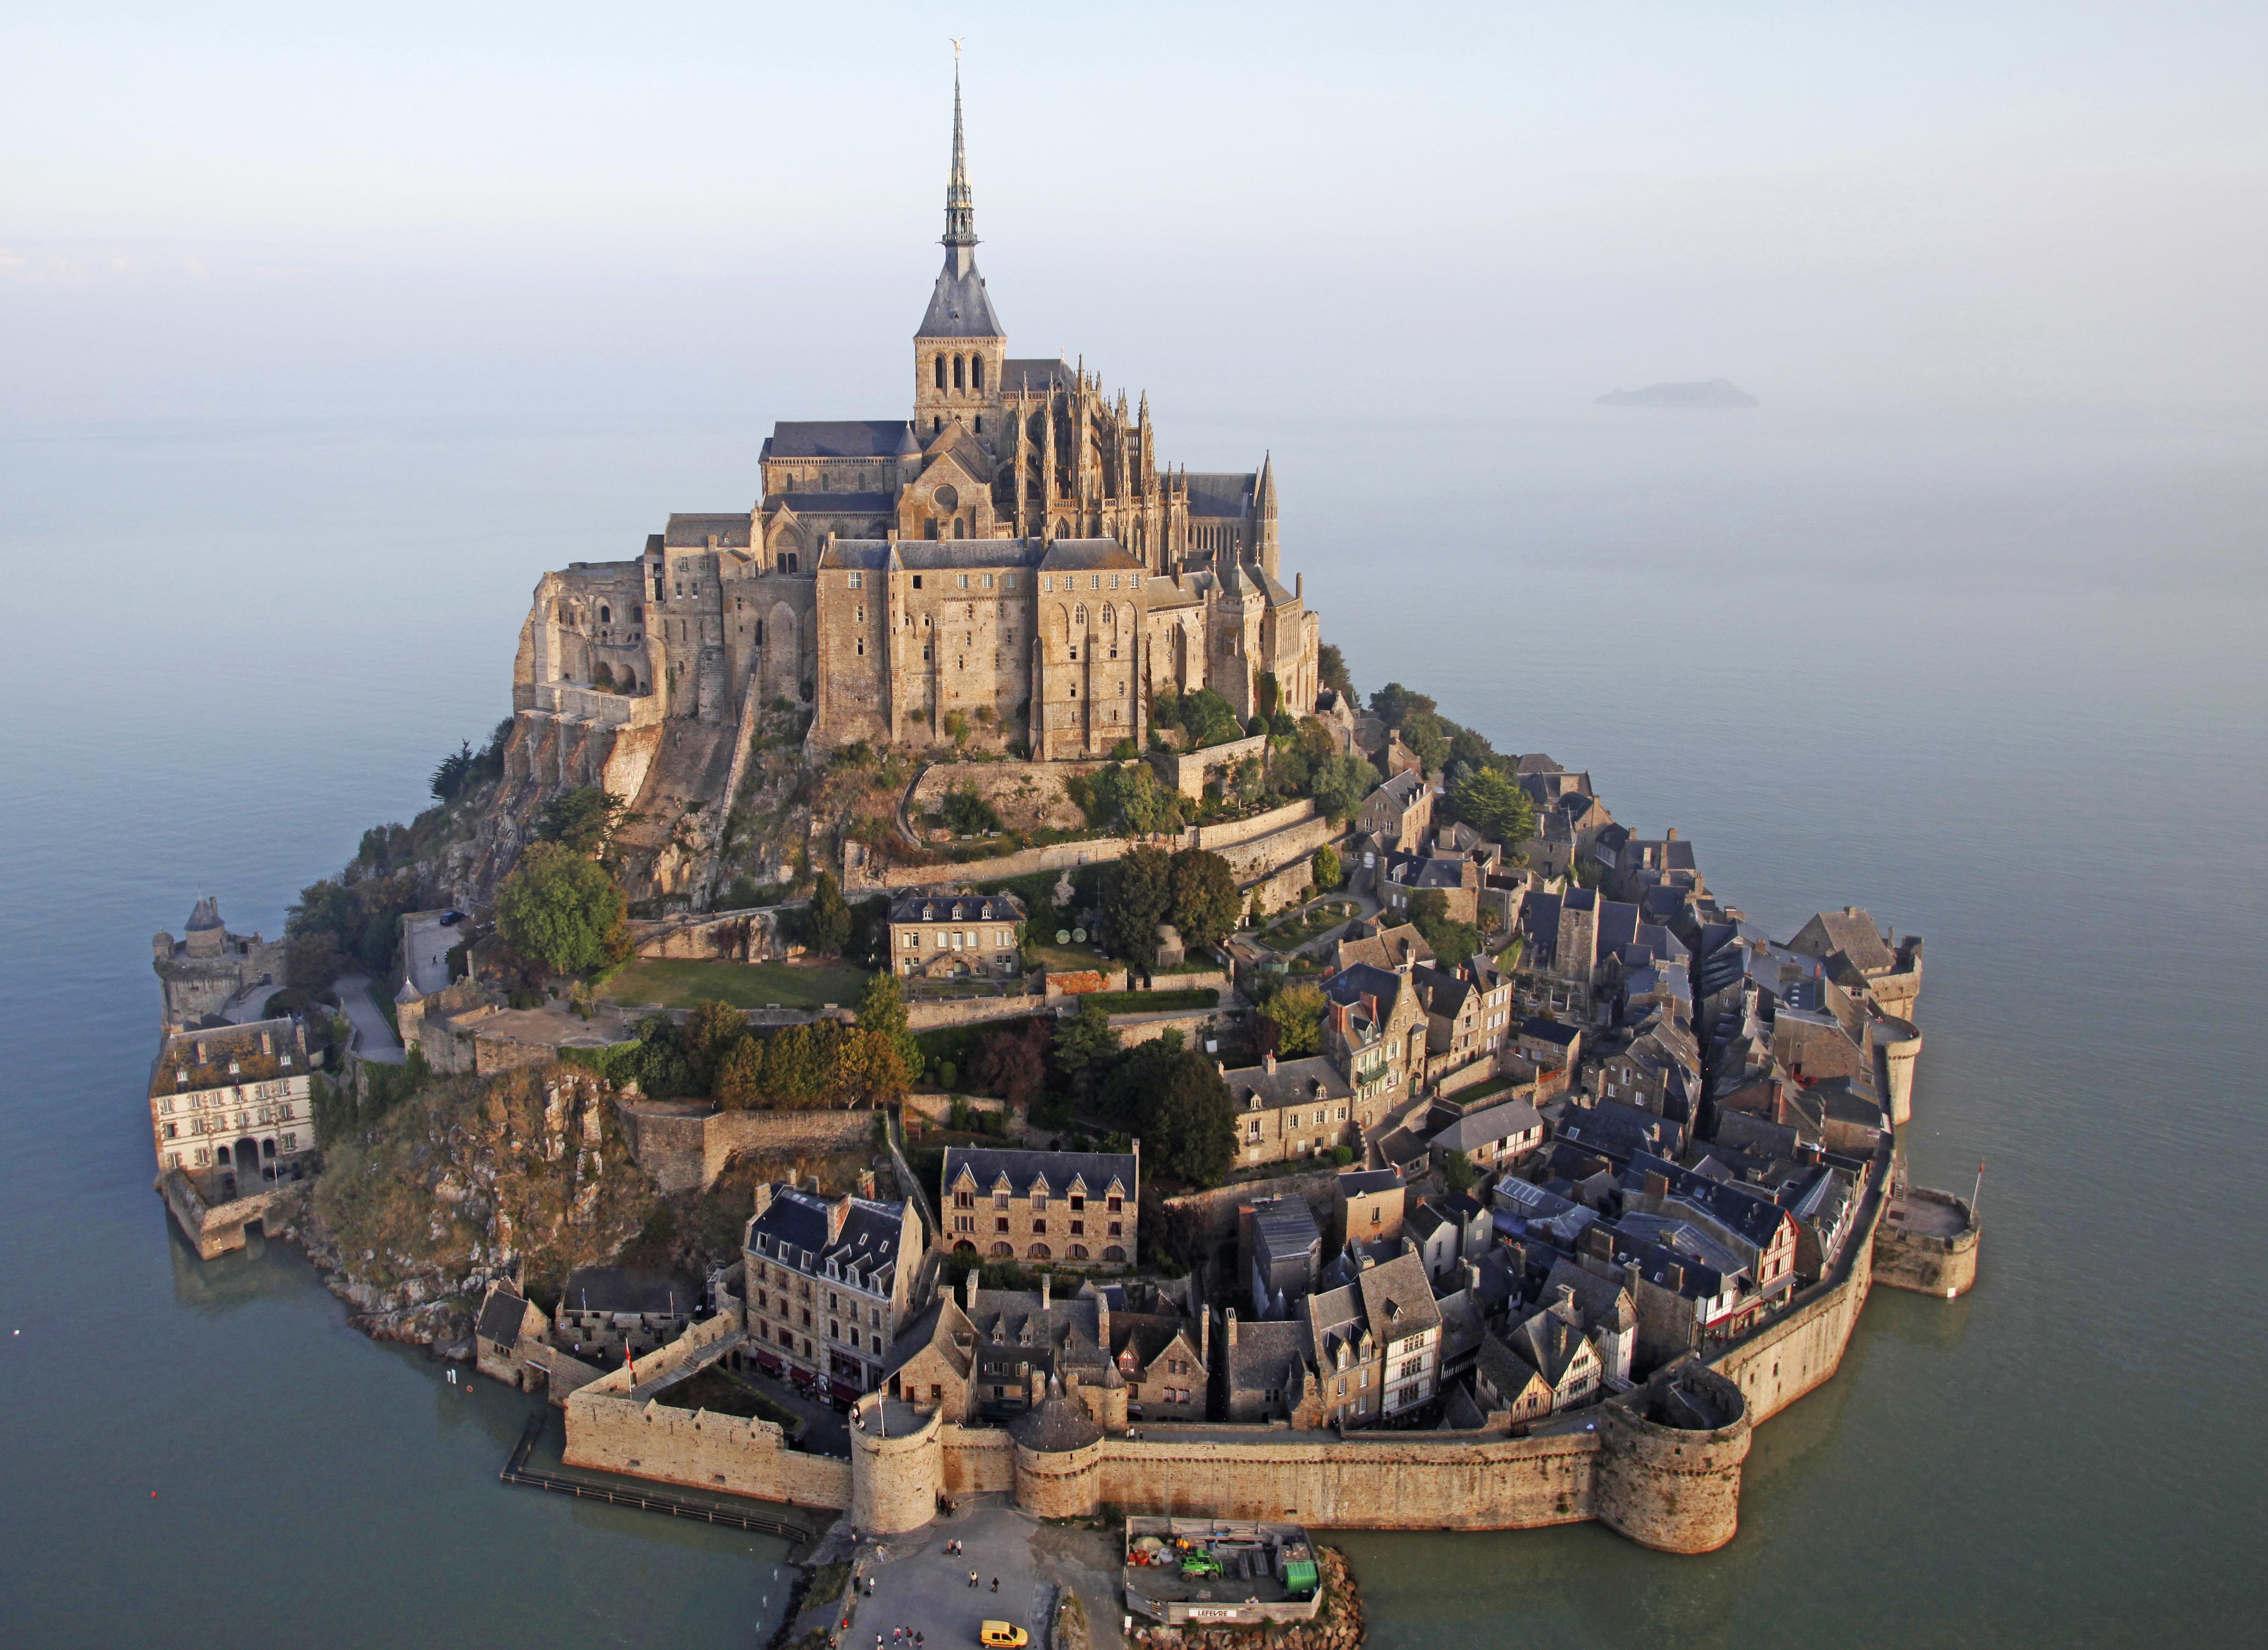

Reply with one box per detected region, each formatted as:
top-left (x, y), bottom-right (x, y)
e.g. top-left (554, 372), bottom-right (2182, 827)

top-left (913, 61), bottom-right (1006, 439)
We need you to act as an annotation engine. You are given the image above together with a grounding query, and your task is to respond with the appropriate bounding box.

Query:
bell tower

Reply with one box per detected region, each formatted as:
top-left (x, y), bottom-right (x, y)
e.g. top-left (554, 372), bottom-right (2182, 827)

top-left (914, 60), bottom-right (1007, 442)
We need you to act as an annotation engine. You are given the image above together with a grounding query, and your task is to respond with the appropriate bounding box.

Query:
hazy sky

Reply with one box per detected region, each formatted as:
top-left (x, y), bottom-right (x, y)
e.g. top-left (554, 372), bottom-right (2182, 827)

top-left (4, 0), bottom-right (2265, 424)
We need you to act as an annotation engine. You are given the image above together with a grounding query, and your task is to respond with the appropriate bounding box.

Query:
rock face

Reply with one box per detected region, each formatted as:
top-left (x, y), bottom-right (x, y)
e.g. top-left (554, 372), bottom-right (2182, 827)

top-left (300, 1063), bottom-right (660, 1344)
top-left (1596, 378), bottom-right (1759, 408)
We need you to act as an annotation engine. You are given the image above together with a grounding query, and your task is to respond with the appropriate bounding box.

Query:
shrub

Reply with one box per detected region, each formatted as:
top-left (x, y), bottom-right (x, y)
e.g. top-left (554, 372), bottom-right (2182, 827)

top-left (495, 842), bottom-right (628, 976)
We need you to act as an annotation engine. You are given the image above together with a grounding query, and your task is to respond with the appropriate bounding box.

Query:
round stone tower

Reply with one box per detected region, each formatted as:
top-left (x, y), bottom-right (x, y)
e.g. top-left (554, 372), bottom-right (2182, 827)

top-left (849, 1395), bottom-right (942, 1535)
top-left (1594, 1361), bottom-right (1752, 1554)
top-left (1010, 1376), bottom-right (1105, 1519)
top-left (1873, 1015), bottom-right (1924, 1127)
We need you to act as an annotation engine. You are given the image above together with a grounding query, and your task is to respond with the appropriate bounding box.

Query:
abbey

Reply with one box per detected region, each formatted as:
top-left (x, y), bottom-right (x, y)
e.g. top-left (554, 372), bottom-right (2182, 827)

top-left (514, 72), bottom-right (1321, 775)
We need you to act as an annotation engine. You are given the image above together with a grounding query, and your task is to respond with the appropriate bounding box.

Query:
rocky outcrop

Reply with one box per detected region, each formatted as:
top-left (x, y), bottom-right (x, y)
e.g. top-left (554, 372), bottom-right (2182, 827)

top-left (299, 1063), bottom-right (660, 1345)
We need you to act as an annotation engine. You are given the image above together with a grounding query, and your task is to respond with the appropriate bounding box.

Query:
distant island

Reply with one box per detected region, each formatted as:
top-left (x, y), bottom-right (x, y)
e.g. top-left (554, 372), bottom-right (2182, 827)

top-left (1596, 378), bottom-right (1759, 408)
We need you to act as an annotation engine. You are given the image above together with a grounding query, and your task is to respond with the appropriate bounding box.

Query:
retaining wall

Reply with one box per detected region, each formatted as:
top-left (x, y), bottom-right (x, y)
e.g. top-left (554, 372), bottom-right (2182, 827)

top-left (1162, 1166), bottom-right (1341, 1245)
top-left (615, 1100), bottom-right (873, 1194)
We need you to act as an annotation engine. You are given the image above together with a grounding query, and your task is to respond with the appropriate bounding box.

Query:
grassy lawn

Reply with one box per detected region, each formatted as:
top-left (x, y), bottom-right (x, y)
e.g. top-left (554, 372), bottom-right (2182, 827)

top-left (601, 957), bottom-right (872, 1011)
top-left (1445, 1071), bottom-right (1518, 1107)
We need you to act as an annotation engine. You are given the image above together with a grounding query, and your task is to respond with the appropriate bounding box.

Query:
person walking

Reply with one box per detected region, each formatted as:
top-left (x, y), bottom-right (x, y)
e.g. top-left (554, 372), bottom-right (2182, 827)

top-left (990, 1578), bottom-right (998, 1593)
top-left (968, 1570), bottom-right (979, 1589)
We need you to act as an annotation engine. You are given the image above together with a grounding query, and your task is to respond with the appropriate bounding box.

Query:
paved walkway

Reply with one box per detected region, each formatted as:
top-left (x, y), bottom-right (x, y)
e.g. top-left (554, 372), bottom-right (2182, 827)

top-left (333, 973), bottom-right (404, 1065)
top-left (841, 1497), bottom-right (1124, 1650)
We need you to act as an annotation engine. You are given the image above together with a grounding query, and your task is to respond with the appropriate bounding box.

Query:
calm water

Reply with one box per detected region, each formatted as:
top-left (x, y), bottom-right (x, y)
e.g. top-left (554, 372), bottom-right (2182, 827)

top-left (3, 404), bottom-right (2262, 1646)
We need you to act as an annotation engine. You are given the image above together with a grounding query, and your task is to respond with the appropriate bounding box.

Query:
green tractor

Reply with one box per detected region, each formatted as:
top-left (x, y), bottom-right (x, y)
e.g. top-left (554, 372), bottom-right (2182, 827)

top-left (1179, 1553), bottom-right (1224, 1580)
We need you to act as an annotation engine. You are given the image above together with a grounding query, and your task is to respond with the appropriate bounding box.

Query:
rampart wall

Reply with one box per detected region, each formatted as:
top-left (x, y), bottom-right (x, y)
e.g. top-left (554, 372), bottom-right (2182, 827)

top-left (615, 1100), bottom-right (872, 1194)
top-left (1872, 1188), bottom-right (1980, 1299)
top-left (1163, 1166), bottom-right (1340, 1245)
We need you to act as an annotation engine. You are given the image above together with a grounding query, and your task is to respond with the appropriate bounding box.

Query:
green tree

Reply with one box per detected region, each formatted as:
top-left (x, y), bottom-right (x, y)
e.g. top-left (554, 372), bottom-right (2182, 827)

top-left (1167, 849), bottom-right (1241, 952)
top-left (1369, 683), bottom-right (1437, 727)
top-left (1311, 843), bottom-right (1343, 892)
top-left (1257, 670), bottom-right (1281, 722)
top-left (801, 870), bottom-right (853, 955)
top-left (1051, 997), bottom-right (1121, 1099)
top-left (972, 1016), bottom-right (1051, 1109)
top-left (1257, 982), bottom-right (1326, 1057)
top-left (760, 1022), bottom-right (829, 1108)
top-left (536, 786), bottom-right (625, 855)
top-left (714, 1034), bottom-right (767, 1110)
top-left (430, 740), bottom-right (476, 802)
top-left (1177, 688), bottom-right (1242, 749)
top-left (1317, 643), bottom-right (1355, 703)
top-left (1307, 753), bottom-right (1377, 823)
top-left (1406, 889), bottom-right (1481, 968)
top-left (1101, 844), bottom-right (1174, 964)
top-left (1134, 1047), bottom-right (1238, 1187)
top-left (495, 842), bottom-right (628, 975)
top-left (1447, 766), bottom-right (1536, 846)
top-left (682, 999), bottom-right (747, 1094)
top-left (834, 1025), bottom-right (911, 1107)
top-left (942, 785), bottom-right (1002, 835)
top-left (1442, 1148), bottom-right (1479, 1195)
top-left (857, 970), bottom-right (924, 1079)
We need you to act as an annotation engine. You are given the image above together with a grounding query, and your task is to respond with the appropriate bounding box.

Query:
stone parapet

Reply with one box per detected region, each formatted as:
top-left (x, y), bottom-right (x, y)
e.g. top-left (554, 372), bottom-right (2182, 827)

top-left (849, 1396), bottom-right (943, 1534)
top-left (1593, 1363), bottom-right (1751, 1554)
top-left (1873, 1185), bottom-right (1980, 1299)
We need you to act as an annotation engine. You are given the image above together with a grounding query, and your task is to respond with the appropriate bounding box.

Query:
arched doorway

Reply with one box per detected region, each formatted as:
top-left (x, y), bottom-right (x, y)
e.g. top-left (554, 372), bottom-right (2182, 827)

top-left (236, 1137), bottom-right (261, 1186)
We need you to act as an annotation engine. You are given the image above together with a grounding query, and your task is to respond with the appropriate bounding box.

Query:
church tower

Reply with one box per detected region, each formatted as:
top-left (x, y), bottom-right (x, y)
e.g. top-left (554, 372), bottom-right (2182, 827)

top-left (913, 65), bottom-right (1006, 441)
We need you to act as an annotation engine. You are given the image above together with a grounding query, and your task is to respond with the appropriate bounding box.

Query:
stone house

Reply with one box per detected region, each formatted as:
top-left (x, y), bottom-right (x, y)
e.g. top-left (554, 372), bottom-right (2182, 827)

top-left (146, 1017), bottom-right (315, 1190)
top-left (1332, 919), bottom-right (1434, 973)
top-left (1102, 1278), bottom-right (1210, 1424)
top-left (882, 1294), bottom-right (980, 1419)
top-left (1596, 1011), bottom-right (1702, 1121)
top-left (887, 886), bottom-right (1028, 980)
top-left (1622, 1156), bottom-right (1803, 1308)
top-left (475, 1280), bottom-right (553, 1390)
top-left (1513, 754), bottom-right (1593, 807)
top-left (1244, 1195), bottom-right (1324, 1318)
top-left (1518, 1015), bottom-right (1583, 1071)
top-left (1498, 1290), bottom-right (1604, 1413)
top-left (1293, 1280), bottom-right (1383, 1429)
top-left (1788, 906), bottom-right (1924, 1019)
top-left (938, 1145), bottom-right (1137, 1268)
top-left (1360, 1250), bottom-right (1444, 1417)
top-left (1332, 1167), bottom-right (1407, 1248)
top-left (1412, 956), bottom-right (1516, 1086)
top-left (1219, 1052), bottom-right (1359, 1169)
top-left (1356, 770), bottom-right (1433, 854)
top-left (1221, 1311), bottom-right (1315, 1425)
top-left (1426, 1097), bottom-right (1545, 1177)
top-left (1320, 961), bottom-right (1429, 1105)
top-left (742, 1183), bottom-right (925, 1403)
top-left (556, 1267), bottom-right (700, 1362)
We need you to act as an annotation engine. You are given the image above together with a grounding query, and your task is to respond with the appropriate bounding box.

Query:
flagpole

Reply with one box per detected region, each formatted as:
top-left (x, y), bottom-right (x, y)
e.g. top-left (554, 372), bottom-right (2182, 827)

top-left (1971, 1158), bottom-right (1985, 1219)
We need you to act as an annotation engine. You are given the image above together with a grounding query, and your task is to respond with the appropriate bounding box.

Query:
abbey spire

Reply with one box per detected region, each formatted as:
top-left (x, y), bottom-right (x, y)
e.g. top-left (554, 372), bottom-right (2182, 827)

top-left (915, 59), bottom-right (1006, 432)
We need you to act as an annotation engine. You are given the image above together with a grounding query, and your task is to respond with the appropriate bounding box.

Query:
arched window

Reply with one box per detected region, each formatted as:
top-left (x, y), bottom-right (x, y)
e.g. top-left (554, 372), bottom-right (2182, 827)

top-left (954, 355), bottom-right (965, 391)
top-left (598, 604), bottom-right (611, 624)
top-left (1101, 1245), bottom-right (1126, 1263)
top-left (953, 517), bottom-right (966, 539)
top-left (1068, 1244), bottom-right (1089, 1261)
top-left (972, 354), bottom-right (985, 391)
top-left (1054, 518), bottom-right (1070, 538)
top-left (934, 355), bottom-right (946, 390)
top-left (1027, 1243), bottom-right (1051, 1261)
top-left (990, 1241), bottom-right (1013, 1257)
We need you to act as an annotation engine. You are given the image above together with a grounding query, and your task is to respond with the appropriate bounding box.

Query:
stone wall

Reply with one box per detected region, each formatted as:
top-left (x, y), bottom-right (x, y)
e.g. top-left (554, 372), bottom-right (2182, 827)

top-left (906, 995), bottom-right (1050, 1033)
top-left (1112, 1009), bottom-right (1229, 1050)
top-left (1872, 1187), bottom-right (1980, 1299)
top-left (850, 1398), bottom-right (944, 1533)
top-left (1163, 1166), bottom-right (1340, 1246)
top-left (630, 908), bottom-right (781, 962)
top-left (1153, 734), bottom-right (1269, 800)
top-left (562, 1392), bottom-right (853, 1510)
top-left (615, 1100), bottom-right (873, 1195)
top-left (940, 1423), bottom-right (1015, 1498)
top-left (909, 760), bottom-right (1101, 832)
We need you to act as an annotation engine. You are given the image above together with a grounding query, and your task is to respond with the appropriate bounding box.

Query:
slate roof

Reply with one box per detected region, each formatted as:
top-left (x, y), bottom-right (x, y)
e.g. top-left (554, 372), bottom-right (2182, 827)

top-left (1184, 471), bottom-right (1256, 518)
top-left (186, 896), bottom-right (224, 932)
top-left (476, 1283), bottom-right (531, 1345)
top-left (663, 512), bottom-right (755, 549)
top-left (771, 492), bottom-right (895, 515)
top-left (1795, 908), bottom-right (1897, 975)
top-left (1000, 357), bottom-right (1073, 393)
top-left (151, 1018), bottom-right (305, 1099)
top-left (1223, 1055), bottom-right (1350, 1111)
top-left (1251, 1198), bottom-right (1323, 1271)
top-left (744, 1186), bottom-right (910, 1291)
top-left (918, 261), bottom-right (1005, 338)
top-left (1369, 770), bottom-right (1427, 811)
top-left (1009, 1382), bottom-right (1104, 1451)
top-left (766, 420), bottom-right (915, 459)
top-left (890, 888), bottom-right (1029, 926)
top-left (1428, 1098), bottom-right (1543, 1154)
top-left (562, 1266), bottom-right (698, 1316)
top-left (881, 1297), bottom-right (975, 1383)
top-left (1038, 538), bottom-right (1146, 573)
top-left (1476, 1332), bottom-right (1543, 1407)
top-left (1355, 1251), bottom-right (1442, 1344)
top-left (818, 539), bottom-right (893, 571)
top-left (894, 539), bottom-right (1043, 571)
top-left (1521, 1017), bottom-right (1581, 1050)
top-left (1337, 1169), bottom-right (1404, 1198)
top-left (1504, 1298), bottom-right (1592, 1386)
top-left (944, 1147), bottom-right (1135, 1202)
top-left (1225, 1317), bottom-right (1310, 1402)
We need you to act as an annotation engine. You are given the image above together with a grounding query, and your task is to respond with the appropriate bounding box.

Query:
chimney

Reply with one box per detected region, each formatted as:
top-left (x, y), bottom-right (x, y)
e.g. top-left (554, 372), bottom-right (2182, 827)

top-left (1662, 1261), bottom-right (1686, 1291)
top-left (1040, 1271), bottom-right (1051, 1310)
top-left (259, 1030), bottom-right (273, 1056)
top-left (752, 1183), bottom-right (773, 1222)
top-left (1263, 1050), bottom-right (1276, 1075)
top-left (961, 1270), bottom-right (977, 1313)
top-left (1643, 1170), bottom-right (1670, 1200)
top-left (856, 1168), bottom-right (877, 1201)
top-left (1555, 1283), bottom-right (1578, 1315)
top-left (1461, 1260), bottom-right (1481, 1296)
top-left (1199, 1303), bottom-right (1212, 1369)
top-left (1225, 1308), bottom-right (1239, 1347)
top-left (827, 1195), bottom-right (850, 1243)
top-left (1666, 827), bottom-right (1678, 842)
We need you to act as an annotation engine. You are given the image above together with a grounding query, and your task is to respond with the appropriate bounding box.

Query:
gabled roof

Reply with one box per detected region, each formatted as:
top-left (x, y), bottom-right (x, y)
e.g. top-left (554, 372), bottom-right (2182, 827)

top-left (889, 888), bottom-right (1029, 926)
top-left (476, 1283), bottom-right (532, 1345)
top-left (1428, 1098), bottom-right (1543, 1154)
top-left (765, 420), bottom-right (912, 459)
top-left (1355, 1251), bottom-right (1443, 1343)
top-left (881, 1296), bottom-right (976, 1384)
top-left (562, 1266), bottom-right (698, 1316)
top-left (944, 1146), bottom-right (1135, 1203)
top-left (1224, 1054), bottom-right (1350, 1112)
top-left (744, 1186), bottom-right (911, 1289)
top-left (663, 512), bottom-right (755, 549)
top-left (1225, 1317), bottom-right (1310, 1399)
top-left (1503, 1298), bottom-right (1594, 1386)
top-left (1038, 538), bottom-right (1145, 573)
top-left (1184, 471), bottom-right (1256, 519)
top-left (1000, 358), bottom-right (1073, 393)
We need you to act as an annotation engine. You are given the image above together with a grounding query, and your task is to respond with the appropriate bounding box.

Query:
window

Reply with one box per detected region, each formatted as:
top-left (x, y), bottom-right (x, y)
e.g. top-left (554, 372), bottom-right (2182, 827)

top-left (1006, 573), bottom-right (1018, 590)
top-left (958, 573), bottom-right (969, 589)
top-left (849, 570), bottom-right (862, 588)
top-left (912, 574), bottom-right (924, 589)
top-left (1090, 575), bottom-right (1100, 590)
top-left (996, 1217), bottom-right (1009, 1233)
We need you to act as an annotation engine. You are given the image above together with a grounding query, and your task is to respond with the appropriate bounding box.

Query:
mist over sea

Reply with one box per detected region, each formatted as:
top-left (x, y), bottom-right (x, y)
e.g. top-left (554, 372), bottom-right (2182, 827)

top-left (2, 400), bottom-right (2262, 1646)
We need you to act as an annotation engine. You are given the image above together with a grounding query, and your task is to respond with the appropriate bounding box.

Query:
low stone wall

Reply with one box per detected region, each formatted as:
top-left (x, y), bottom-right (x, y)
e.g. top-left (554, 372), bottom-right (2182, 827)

top-left (940, 1423), bottom-right (1015, 1498)
top-left (1112, 1009), bottom-right (1229, 1050)
top-left (1193, 798), bottom-right (1316, 852)
top-left (563, 1390), bottom-right (852, 1511)
top-left (905, 994), bottom-right (1048, 1033)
